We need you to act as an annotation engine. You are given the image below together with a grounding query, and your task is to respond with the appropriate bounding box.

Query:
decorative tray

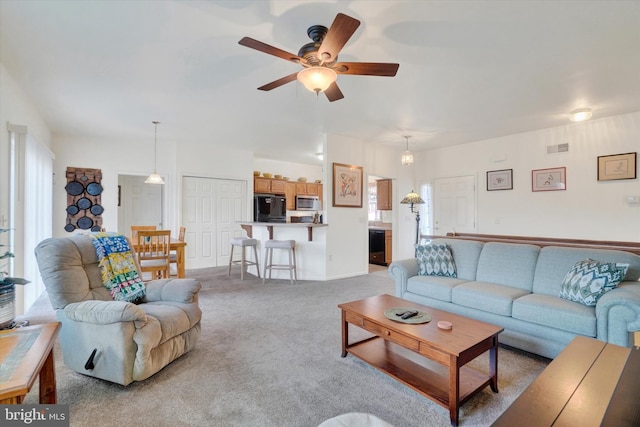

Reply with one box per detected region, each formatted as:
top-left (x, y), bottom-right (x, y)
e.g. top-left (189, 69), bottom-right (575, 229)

top-left (383, 307), bottom-right (432, 324)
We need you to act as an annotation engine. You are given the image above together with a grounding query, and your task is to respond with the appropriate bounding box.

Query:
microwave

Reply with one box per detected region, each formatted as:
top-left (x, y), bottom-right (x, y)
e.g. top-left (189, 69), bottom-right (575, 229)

top-left (295, 195), bottom-right (320, 211)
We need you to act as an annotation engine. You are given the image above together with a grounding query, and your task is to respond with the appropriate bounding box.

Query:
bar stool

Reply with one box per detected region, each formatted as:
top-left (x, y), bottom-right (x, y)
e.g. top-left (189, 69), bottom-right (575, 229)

top-left (263, 240), bottom-right (297, 285)
top-left (228, 237), bottom-right (260, 280)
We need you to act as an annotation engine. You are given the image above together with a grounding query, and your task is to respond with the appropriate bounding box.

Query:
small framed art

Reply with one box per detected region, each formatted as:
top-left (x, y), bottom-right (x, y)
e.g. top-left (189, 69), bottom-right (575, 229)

top-left (597, 152), bottom-right (637, 181)
top-left (332, 162), bottom-right (364, 207)
top-left (532, 167), bottom-right (566, 192)
top-left (486, 169), bottom-right (513, 191)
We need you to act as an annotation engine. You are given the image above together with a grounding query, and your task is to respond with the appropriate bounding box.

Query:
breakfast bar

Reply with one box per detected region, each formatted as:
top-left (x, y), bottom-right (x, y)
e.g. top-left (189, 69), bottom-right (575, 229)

top-left (239, 221), bottom-right (328, 241)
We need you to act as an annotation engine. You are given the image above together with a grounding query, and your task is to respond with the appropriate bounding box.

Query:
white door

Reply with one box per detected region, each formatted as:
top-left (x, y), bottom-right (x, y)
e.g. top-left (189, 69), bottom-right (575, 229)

top-left (433, 175), bottom-right (476, 235)
top-left (182, 176), bottom-right (246, 269)
top-left (118, 175), bottom-right (163, 235)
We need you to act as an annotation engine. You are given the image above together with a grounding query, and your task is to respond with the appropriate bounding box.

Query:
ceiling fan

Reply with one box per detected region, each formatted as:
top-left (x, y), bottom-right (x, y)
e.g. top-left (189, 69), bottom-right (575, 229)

top-left (238, 13), bottom-right (399, 102)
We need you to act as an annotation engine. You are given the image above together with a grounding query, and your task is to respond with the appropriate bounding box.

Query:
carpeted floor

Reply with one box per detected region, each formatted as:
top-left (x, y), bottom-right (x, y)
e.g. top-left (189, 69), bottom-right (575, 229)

top-left (20, 267), bottom-right (549, 427)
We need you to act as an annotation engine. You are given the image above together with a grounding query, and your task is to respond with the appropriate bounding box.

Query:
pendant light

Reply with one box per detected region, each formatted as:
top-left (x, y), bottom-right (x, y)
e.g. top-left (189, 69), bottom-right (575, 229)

top-left (401, 136), bottom-right (414, 166)
top-left (145, 121), bottom-right (165, 184)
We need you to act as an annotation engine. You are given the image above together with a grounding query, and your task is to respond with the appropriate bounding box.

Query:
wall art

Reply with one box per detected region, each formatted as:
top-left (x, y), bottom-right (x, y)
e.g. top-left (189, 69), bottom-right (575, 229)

top-left (332, 162), bottom-right (363, 207)
top-left (597, 152), bottom-right (637, 181)
top-left (486, 169), bottom-right (513, 191)
top-left (532, 167), bottom-right (566, 192)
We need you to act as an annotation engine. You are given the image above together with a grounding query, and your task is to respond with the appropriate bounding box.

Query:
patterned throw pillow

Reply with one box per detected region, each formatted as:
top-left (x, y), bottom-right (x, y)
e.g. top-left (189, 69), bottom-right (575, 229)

top-left (415, 244), bottom-right (457, 277)
top-left (559, 258), bottom-right (629, 306)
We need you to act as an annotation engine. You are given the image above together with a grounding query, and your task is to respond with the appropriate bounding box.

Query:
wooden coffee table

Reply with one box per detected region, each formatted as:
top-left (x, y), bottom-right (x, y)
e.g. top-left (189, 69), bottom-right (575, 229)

top-left (0, 322), bottom-right (61, 404)
top-left (339, 294), bottom-right (503, 426)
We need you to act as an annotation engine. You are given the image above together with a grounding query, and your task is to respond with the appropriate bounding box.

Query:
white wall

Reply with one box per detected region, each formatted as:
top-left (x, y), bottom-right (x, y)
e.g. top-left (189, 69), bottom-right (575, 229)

top-left (415, 111), bottom-right (640, 241)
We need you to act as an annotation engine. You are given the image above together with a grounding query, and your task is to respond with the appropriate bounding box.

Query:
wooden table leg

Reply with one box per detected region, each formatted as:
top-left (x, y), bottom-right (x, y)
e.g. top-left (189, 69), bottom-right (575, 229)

top-left (490, 336), bottom-right (499, 393)
top-left (341, 310), bottom-right (348, 357)
top-left (449, 354), bottom-right (460, 426)
top-left (177, 245), bottom-right (185, 278)
top-left (39, 348), bottom-right (57, 404)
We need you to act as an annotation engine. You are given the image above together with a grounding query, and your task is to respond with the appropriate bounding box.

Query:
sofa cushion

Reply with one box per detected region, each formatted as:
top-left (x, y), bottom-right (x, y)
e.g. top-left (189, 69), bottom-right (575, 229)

top-left (430, 238), bottom-right (484, 281)
top-left (513, 293), bottom-right (596, 337)
top-left (407, 275), bottom-right (468, 302)
top-left (475, 242), bottom-right (540, 291)
top-left (532, 246), bottom-right (640, 296)
top-left (559, 259), bottom-right (629, 306)
top-left (415, 244), bottom-right (457, 277)
top-left (452, 281), bottom-right (530, 316)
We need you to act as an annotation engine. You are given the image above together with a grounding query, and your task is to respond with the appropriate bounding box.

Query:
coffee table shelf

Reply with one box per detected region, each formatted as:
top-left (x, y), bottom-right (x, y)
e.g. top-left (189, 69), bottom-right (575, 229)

top-left (347, 337), bottom-right (492, 408)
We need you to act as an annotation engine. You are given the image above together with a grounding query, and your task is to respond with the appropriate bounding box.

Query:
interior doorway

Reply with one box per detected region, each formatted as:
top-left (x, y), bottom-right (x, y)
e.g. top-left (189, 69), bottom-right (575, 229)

top-left (367, 174), bottom-right (393, 271)
top-left (117, 174), bottom-right (164, 236)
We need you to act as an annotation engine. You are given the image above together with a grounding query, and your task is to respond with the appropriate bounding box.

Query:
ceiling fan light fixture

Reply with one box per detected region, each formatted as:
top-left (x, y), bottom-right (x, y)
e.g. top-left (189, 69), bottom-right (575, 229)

top-left (297, 66), bottom-right (337, 93)
top-left (569, 108), bottom-right (592, 122)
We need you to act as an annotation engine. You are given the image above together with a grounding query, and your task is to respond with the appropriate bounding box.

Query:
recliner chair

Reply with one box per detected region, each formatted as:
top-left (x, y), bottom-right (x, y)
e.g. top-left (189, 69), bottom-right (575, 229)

top-left (34, 234), bottom-right (202, 386)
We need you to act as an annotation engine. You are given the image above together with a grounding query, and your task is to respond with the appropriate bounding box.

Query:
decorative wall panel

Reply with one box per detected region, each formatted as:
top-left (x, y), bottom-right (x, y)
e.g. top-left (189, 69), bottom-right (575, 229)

top-left (64, 167), bottom-right (103, 232)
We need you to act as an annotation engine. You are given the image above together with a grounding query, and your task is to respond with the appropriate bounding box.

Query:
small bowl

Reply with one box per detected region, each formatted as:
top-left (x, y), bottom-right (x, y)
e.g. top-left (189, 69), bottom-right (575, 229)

top-left (315, 179), bottom-right (322, 183)
top-left (297, 177), bottom-right (307, 182)
top-left (263, 173), bottom-right (273, 178)
top-left (253, 171), bottom-right (260, 176)
top-left (274, 174), bottom-right (283, 179)
top-left (283, 177), bottom-right (290, 181)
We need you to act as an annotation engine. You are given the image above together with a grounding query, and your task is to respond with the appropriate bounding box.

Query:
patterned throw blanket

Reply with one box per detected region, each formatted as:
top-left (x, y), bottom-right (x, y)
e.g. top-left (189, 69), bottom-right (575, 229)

top-left (88, 232), bottom-right (146, 303)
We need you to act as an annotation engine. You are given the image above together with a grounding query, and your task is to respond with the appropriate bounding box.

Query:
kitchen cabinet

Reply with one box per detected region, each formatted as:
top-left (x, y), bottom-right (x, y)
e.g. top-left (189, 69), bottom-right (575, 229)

top-left (376, 179), bottom-right (392, 210)
top-left (285, 182), bottom-right (296, 210)
top-left (254, 177), bottom-right (286, 195)
top-left (385, 230), bottom-right (392, 265)
top-left (295, 182), bottom-right (321, 198)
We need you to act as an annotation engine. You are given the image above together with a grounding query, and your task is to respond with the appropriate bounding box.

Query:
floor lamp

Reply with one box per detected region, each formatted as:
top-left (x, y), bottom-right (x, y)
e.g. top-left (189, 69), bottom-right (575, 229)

top-left (400, 190), bottom-right (425, 245)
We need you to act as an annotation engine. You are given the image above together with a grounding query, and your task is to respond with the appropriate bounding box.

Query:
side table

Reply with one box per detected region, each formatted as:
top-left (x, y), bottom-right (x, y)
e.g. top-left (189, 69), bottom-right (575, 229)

top-left (0, 322), bottom-right (61, 404)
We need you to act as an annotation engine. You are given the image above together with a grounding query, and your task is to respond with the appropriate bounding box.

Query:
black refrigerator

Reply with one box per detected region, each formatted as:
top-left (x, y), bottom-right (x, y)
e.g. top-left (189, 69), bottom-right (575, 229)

top-left (253, 194), bottom-right (286, 223)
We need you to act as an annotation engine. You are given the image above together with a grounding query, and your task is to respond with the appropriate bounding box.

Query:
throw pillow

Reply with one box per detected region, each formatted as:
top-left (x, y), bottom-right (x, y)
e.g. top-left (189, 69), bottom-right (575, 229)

top-left (415, 244), bottom-right (457, 277)
top-left (559, 258), bottom-right (629, 306)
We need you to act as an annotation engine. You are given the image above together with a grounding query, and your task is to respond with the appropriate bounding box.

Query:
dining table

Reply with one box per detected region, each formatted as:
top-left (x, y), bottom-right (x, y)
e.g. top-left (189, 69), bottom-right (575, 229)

top-left (131, 237), bottom-right (186, 278)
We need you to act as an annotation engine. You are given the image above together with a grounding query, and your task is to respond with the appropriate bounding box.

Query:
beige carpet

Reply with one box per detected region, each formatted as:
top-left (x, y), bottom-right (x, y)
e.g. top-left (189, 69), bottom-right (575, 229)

top-left (20, 267), bottom-right (549, 427)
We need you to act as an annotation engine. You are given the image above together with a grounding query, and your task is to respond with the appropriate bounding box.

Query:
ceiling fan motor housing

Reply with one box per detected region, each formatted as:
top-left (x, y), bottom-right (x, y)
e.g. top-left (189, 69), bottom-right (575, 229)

top-left (299, 25), bottom-right (333, 65)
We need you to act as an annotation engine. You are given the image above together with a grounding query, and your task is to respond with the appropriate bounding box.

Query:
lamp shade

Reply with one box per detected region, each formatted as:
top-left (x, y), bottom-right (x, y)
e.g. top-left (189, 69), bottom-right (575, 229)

top-left (401, 150), bottom-right (414, 166)
top-left (297, 67), bottom-right (337, 93)
top-left (400, 190), bottom-right (425, 205)
top-left (145, 173), bottom-right (165, 184)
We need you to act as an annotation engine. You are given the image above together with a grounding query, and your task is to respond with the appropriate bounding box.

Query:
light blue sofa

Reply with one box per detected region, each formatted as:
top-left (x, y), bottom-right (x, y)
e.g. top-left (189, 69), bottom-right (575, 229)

top-left (389, 238), bottom-right (640, 358)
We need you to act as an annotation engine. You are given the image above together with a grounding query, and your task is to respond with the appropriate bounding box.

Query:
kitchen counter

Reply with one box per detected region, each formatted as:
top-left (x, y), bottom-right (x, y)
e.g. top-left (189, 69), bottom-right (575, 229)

top-left (238, 222), bottom-right (328, 241)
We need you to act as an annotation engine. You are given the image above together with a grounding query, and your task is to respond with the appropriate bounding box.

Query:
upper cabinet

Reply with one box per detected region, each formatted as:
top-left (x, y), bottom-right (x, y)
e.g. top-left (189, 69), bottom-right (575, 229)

top-left (376, 179), bottom-right (392, 210)
top-left (255, 177), bottom-right (323, 205)
top-left (254, 177), bottom-right (286, 195)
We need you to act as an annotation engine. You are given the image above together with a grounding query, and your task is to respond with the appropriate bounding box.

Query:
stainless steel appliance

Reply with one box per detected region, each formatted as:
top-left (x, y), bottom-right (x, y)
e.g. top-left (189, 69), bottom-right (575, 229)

top-left (254, 194), bottom-right (286, 223)
top-left (295, 195), bottom-right (320, 211)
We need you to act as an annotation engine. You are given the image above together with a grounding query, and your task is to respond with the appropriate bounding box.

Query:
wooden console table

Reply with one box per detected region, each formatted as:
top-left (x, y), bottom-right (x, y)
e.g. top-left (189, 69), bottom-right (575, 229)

top-left (0, 322), bottom-right (61, 404)
top-left (492, 336), bottom-right (640, 426)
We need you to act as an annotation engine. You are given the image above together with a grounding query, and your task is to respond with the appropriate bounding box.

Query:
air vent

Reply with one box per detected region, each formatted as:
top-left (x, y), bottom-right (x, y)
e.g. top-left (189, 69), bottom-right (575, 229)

top-left (547, 143), bottom-right (569, 154)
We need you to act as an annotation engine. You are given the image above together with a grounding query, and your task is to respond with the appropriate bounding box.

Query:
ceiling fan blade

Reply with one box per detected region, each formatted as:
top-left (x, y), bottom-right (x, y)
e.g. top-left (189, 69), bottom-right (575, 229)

top-left (334, 62), bottom-right (399, 76)
top-left (239, 37), bottom-right (302, 63)
top-left (318, 13), bottom-right (361, 64)
top-left (257, 72), bottom-right (299, 91)
top-left (324, 82), bottom-right (344, 102)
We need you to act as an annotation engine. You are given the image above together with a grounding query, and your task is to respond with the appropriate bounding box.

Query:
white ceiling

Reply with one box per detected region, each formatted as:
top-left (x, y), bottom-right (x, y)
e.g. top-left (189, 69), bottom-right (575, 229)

top-left (2, 0), bottom-right (639, 165)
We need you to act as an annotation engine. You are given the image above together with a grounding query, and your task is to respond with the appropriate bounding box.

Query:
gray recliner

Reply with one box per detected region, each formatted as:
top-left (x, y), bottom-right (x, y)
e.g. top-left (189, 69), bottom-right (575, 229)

top-left (34, 234), bottom-right (202, 386)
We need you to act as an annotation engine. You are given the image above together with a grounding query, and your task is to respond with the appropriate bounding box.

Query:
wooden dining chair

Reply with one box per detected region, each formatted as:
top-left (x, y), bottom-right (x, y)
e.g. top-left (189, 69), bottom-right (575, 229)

top-left (135, 229), bottom-right (171, 280)
top-left (131, 225), bottom-right (157, 241)
top-left (170, 226), bottom-right (186, 276)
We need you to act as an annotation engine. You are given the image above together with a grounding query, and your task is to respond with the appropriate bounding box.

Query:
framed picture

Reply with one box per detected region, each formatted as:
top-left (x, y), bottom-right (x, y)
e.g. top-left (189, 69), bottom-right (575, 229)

top-left (332, 162), bottom-right (364, 207)
top-left (486, 169), bottom-right (513, 191)
top-left (597, 152), bottom-right (637, 181)
top-left (532, 167), bottom-right (566, 192)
